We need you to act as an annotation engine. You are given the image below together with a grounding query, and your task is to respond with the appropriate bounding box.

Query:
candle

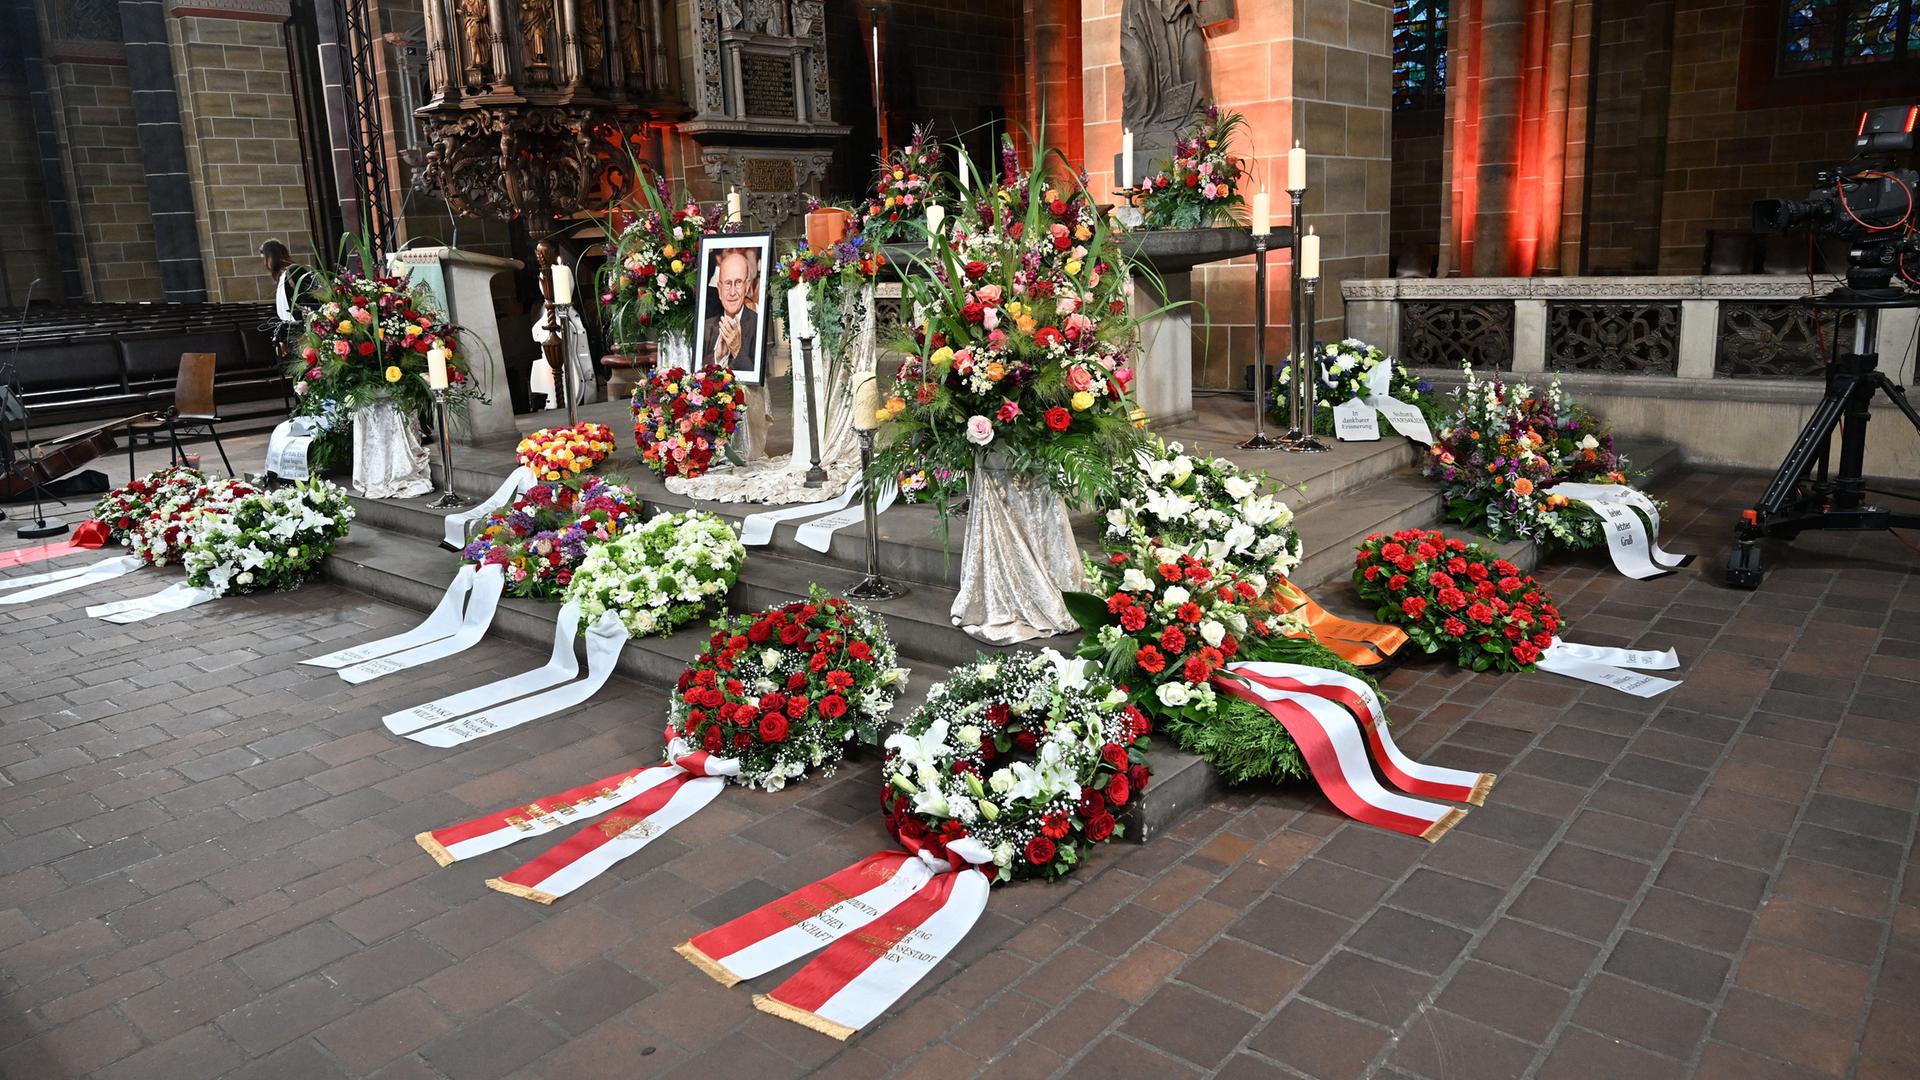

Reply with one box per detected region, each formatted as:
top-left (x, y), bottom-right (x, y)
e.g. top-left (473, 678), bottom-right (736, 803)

top-left (427, 345), bottom-right (449, 390)
top-left (1288, 141), bottom-right (1307, 192)
top-left (727, 186), bottom-right (742, 224)
top-left (788, 283), bottom-right (813, 339)
top-left (852, 373), bottom-right (881, 431)
top-left (1301, 227), bottom-right (1320, 280)
top-left (958, 151), bottom-right (969, 189)
top-left (548, 262), bottom-right (574, 306)
top-left (1250, 191), bottom-right (1271, 236)
top-left (1121, 128), bottom-right (1135, 190)
top-left (926, 203), bottom-right (945, 249)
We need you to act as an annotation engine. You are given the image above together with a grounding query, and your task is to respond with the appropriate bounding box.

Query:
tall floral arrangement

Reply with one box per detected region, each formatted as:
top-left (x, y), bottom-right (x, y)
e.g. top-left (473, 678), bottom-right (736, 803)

top-left (289, 243), bottom-right (480, 471)
top-left (1137, 106), bottom-right (1248, 230)
top-left (597, 175), bottom-right (738, 349)
top-left (859, 126), bottom-right (948, 245)
top-left (872, 136), bottom-right (1147, 509)
top-left (1425, 365), bottom-right (1634, 550)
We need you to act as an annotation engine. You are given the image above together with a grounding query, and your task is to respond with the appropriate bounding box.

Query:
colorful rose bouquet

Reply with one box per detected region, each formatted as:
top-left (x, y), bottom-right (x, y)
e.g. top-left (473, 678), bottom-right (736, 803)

top-left (773, 209), bottom-right (887, 366)
top-left (92, 466), bottom-right (207, 544)
top-left (1425, 365), bottom-right (1635, 549)
top-left (872, 136), bottom-right (1146, 509)
top-left (859, 125), bottom-right (949, 245)
top-left (182, 479), bottom-right (355, 597)
top-left (598, 176), bottom-right (739, 350)
top-left (460, 477), bottom-right (644, 600)
top-left (880, 649), bottom-right (1147, 882)
top-left (564, 510), bottom-right (744, 638)
top-left (665, 586), bottom-right (909, 791)
top-left (1352, 528), bottom-right (1563, 672)
top-left (631, 364), bottom-right (743, 478)
top-left (516, 422), bottom-right (618, 483)
top-left (1270, 338), bottom-right (1442, 435)
top-left (1103, 438), bottom-right (1302, 589)
top-left (127, 476), bottom-right (258, 566)
top-left (1137, 105), bottom-right (1248, 230)
top-left (290, 242), bottom-right (480, 471)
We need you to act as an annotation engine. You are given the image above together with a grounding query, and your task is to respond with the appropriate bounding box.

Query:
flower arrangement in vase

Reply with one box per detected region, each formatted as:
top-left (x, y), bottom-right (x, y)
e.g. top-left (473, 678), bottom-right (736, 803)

top-left (597, 174), bottom-right (739, 361)
top-left (1137, 105), bottom-right (1249, 230)
top-left (859, 125), bottom-right (949, 245)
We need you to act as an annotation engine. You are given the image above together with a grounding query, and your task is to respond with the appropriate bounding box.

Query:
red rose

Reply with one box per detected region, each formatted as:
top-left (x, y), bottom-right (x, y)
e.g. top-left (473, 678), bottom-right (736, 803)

top-left (1078, 788), bottom-right (1105, 818)
top-left (1129, 763), bottom-right (1149, 792)
top-left (1084, 814), bottom-right (1116, 842)
top-left (1034, 327), bottom-right (1064, 349)
top-left (1014, 731), bottom-right (1038, 753)
top-left (357, 341), bottom-right (376, 356)
top-left (1100, 743), bottom-right (1129, 772)
top-left (849, 640), bottom-right (873, 661)
top-left (987, 703), bottom-right (1011, 728)
top-left (1134, 645), bottom-right (1166, 674)
top-left (818, 694), bottom-right (848, 719)
top-left (1044, 407), bottom-right (1071, 432)
top-left (1467, 562), bottom-right (1489, 581)
top-left (760, 714), bottom-right (789, 742)
top-left (1105, 773), bottom-right (1131, 806)
top-left (1025, 836), bottom-right (1056, 865)
top-left (734, 732), bottom-right (752, 749)
top-left (1513, 641), bottom-right (1542, 665)
top-left (1401, 596), bottom-right (1428, 619)
top-left (964, 260), bottom-right (988, 280)
top-left (786, 695), bottom-right (810, 718)
top-left (703, 727), bottom-right (723, 752)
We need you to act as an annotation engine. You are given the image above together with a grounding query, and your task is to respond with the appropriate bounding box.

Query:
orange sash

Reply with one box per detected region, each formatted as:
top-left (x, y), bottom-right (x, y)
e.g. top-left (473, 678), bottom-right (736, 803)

top-left (1271, 578), bottom-right (1408, 668)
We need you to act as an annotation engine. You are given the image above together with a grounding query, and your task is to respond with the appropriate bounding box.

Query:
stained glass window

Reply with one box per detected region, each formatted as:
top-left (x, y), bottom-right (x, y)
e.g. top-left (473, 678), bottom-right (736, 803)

top-left (1782, 0), bottom-right (1918, 72)
top-left (1394, 1), bottom-right (1448, 111)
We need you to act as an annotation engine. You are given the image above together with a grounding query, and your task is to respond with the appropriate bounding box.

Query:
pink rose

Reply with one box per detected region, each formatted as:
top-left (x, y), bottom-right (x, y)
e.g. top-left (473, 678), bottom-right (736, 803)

top-left (964, 415), bottom-right (995, 446)
top-left (1066, 367), bottom-right (1092, 393)
top-left (976, 284), bottom-right (1003, 304)
top-left (997, 401), bottom-right (1020, 422)
top-left (332, 340), bottom-right (351, 357)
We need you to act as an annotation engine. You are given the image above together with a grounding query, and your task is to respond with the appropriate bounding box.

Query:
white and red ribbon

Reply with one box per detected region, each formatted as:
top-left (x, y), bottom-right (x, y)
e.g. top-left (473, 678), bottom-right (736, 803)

top-left (1211, 661), bottom-right (1495, 841)
top-left (416, 744), bottom-right (738, 904)
top-left (678, 835), bottom-right (994, 1040)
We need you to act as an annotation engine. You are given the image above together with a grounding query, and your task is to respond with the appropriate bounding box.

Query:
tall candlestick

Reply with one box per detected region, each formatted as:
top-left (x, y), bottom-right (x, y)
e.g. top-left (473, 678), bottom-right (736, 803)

top-left (1301, 228), bottom-right (1321, 280)
top-left (1287, 141), bottom-right (1307, 192)
top-left (1250, 191), bottom-right (1271, 236)
top-left (957, 151), bottom-right (969, 189)
top-left (1121, 128), bottom-right (1135, 190)
top-left (427, 345), bottom-right (449, 390)
top-left (925, 203), bottom-right (945, 249)
top-left (1237, 234), bottom-right (1278, 452)
top-left (727, 186), bottom-right (742, 224)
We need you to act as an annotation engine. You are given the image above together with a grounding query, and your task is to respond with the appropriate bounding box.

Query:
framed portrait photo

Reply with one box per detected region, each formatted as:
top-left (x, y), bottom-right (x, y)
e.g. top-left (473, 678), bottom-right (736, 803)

top-left (693, 232), bottom-right (773, 386)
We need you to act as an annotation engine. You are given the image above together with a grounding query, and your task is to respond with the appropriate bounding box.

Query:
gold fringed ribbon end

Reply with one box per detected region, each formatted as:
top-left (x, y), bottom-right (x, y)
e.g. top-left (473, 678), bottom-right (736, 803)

top-left (675, 941), bottom-right (743, 988)
top-left (415, 832), bottom-right (455, 868)
top-left (1420, 807), bottom-right (1467, 843)
top-left (753, 994), bottom-right (856, 1041)
top-left (1469, 773), bottom-right (1497, 807)
top-left (485, 877), bottom-right (558, 905)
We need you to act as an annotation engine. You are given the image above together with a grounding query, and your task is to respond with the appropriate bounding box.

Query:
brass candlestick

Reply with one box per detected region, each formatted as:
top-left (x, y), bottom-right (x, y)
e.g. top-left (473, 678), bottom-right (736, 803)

top-left (846, 427), bottom-right (905, 601)
top-left (1238, 232), bottom-right (1279, 451)
top-left (799, 334), bottom-right (826, 487)
top-left (428, 387), bottom-right (466, 508)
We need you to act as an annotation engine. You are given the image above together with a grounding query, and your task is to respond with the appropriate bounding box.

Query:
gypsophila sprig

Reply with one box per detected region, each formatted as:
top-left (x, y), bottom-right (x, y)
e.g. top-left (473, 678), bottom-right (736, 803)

top-left (666, 586), bottom-right (908, 791)
top-left (881, 649), bottom-right (1147, 883)
top-left (182, 479), bottom-right (354, 597)
top-left (563, 510), bottom-right (743, 638)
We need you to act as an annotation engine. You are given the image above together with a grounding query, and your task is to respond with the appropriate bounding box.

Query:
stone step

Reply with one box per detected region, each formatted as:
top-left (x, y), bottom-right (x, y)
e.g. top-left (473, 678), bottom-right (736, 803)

top-left (317, 520), bottom-right (1216, 840)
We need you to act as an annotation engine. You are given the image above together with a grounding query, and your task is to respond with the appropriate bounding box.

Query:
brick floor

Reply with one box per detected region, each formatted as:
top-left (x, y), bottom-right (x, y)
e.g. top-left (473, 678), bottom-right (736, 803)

top-left (0, 468), bottom-right (1916, 1078)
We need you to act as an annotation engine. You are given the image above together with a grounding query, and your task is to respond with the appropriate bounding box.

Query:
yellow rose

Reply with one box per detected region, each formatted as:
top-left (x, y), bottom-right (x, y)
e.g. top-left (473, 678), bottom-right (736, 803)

top-left (384, 365), bottom-right (402, 383)
top-left (670, 259), bottom-right (685, 274)
top-left (1207, 139), bottom-right (1218, 148)
top-left (893, 169), bottom-right (905, 181)
top-left (337, 320), bottom-right (354, 334)
top-left (1005, 301), bottom-right (1025, 317)
top-left (1071, 390), bottom-right (1095, 411)
top-left (929, 345), bottom-right (955, 370)
top-left (1073, 224), bottom-right (1092, 242)
top-left (403, 324), bottom-right (419, 338)
top-left (885, 196), bottom-right (897, 209)
top-left (1065, 259), bottom-right (1082, 277)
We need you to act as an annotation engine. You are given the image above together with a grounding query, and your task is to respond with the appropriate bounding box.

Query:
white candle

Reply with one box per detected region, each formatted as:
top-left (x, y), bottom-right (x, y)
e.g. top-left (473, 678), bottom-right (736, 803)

top-left (852, 373), bottom-right (880, 431)
top-left (1288, 141), bottom-right (1307, 192)
top-left (427, 345), bottom-right (449, 390)
top-left (1251, 191), bottom-right (1271, 236)
top-left (727, 186), bottom-right (742, 224)
top-left (958, 151), bottom-right (969, 189)
top-left (926, 203), bottom-right (946, 249)
top-left (788, 283), bottom-right (813, 339)
top-left (548, 262), bottom-right (574, 306)
top-left (1301, 227), bottom-right (1320, 279)
top-left (1121, 128), bottom-right (1135, 190)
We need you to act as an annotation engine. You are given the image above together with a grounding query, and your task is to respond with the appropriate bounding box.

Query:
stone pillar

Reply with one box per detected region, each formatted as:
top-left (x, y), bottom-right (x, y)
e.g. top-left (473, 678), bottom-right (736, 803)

top-left (1022, 0), bottom-right (1083, 167)
top-left (118, 0), bottom-right (206, 300)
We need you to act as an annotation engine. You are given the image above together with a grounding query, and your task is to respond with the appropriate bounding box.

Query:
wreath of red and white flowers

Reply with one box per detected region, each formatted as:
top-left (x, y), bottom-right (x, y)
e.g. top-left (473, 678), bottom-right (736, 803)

top-left (631, 364), bottom-right (742, 478)
top-left (91, 466), bottom-right (206, 544)
top-left (665, 586), bottom-right (907, 792)
top-left (127, 477), bottom-right (259, 566)
top-left (880, 649), bottom-right (1148, 883)
top-left (1352, 528), bottom-right (1564, 672)
top-left (516, 422), bottom-right (617, 483)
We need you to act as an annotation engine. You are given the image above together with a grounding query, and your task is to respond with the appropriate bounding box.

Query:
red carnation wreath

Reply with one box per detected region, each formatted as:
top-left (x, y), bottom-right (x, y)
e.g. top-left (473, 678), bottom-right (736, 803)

top-left (1352, 528), bottom-right (1562, 672)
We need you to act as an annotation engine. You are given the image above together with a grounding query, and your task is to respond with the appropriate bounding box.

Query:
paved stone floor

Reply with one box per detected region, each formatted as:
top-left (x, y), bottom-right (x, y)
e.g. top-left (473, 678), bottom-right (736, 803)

top-left (0, 466), bottom-right (1916, 1080)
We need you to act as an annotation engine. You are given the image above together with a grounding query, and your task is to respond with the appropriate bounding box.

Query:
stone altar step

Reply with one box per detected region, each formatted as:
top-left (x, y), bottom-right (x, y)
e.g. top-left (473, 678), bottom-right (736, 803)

top-left (318, 520), bottom-right (1220, 840)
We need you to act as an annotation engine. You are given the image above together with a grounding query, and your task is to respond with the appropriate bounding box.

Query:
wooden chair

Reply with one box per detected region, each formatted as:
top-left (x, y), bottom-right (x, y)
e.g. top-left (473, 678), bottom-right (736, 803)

top-left (126, 353), bottom-right (230, 477)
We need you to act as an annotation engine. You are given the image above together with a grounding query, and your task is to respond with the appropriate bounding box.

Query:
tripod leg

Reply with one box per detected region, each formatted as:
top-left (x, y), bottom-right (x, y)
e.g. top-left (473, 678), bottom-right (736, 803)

top-left (1871, 373), bottom-right (1920, 433)
top-left (1754, 374), bottom-right (1855, 518)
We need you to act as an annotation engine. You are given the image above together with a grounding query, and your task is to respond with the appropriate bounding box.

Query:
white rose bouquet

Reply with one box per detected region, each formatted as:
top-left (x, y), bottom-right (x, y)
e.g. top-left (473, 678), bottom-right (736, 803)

top-left (182, 480), bottom-right (355, 596)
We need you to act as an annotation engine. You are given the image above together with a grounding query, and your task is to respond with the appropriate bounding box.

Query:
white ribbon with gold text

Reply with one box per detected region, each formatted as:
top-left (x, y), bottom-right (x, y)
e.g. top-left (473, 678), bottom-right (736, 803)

top-left (1552, 482), bottom-right (1691, 580)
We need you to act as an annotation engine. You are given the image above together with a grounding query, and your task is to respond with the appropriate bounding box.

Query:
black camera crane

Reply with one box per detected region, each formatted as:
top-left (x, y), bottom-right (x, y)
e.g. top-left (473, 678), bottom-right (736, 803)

top-left (1726, 106), bottom-right (1920, 588)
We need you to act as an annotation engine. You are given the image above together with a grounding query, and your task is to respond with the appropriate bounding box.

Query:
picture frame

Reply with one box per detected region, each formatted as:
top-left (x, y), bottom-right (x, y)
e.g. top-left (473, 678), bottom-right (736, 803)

top-left (692, 232), bottom-right (774, 386)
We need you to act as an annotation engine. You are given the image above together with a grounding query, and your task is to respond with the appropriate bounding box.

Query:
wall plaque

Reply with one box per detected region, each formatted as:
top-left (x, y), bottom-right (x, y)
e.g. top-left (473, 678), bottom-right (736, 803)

top-left (740, 53), bottom-right (795, 120)
top-left (743, 158), bottom-right (797, 191)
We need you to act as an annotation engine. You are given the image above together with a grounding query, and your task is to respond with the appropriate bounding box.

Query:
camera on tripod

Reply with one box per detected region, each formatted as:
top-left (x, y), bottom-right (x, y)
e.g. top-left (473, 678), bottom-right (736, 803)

top-left (1725, 105), bottom-right (1920, 588)
top-left (1751, 105), bottom-right (1920, 297)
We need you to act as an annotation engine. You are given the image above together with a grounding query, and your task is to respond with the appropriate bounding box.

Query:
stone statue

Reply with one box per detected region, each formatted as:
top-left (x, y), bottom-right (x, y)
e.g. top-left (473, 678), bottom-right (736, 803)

top-left (458, 0), bottom-right (491, 87)
top-left (623, 0), bottom-right (647, 83)
top-left (1120, 0), bottom-right (1211, 136)
top-left (521, 0), bottom-right (555, 76)
top-left (791, 0), bottom-right (820, 38)
top-left (581, 0), bottom-right (606, 74)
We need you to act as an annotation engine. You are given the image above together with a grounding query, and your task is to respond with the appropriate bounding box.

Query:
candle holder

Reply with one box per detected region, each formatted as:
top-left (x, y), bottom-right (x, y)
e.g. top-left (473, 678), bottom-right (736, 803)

top-left (1289, 274), bottom-right (1330, 454)
top-left (1237, 232), bottom-right (1279, 451)
top-left (428, 387), bottom-right (467, 508)
top-left (1111, 185), bottom-right (1146, 229)
top-left (798, 334), bottom-right (827, 487)
top-left (846, 428), bottom-right (905, 601)
top-left (1279, 187), bottom-right (1312, 450)
top-left (536, 242), bottom-right (577, 427)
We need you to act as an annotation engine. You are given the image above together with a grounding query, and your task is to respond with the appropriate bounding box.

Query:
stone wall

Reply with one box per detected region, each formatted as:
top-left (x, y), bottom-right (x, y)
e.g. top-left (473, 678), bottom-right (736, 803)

top-left (1580, 0), bottom-right (1671, 274)
top-left (0, 79), bottom-right (59, 306)
top-left (46, 57), bottom-right (166, 301)
top-left (1388, 112), bottom-right (1442, 272)
top-left (168, 9), bottom-right (317, 303)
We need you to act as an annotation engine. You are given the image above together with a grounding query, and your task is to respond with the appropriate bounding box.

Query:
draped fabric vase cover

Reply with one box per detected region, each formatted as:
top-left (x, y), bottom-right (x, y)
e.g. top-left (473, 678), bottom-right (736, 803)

top-left (351, 394), bottom-right (434, 499)
top-left (667, 284), bottom-right (875, 505)
top-left (950, 451), bottom-right (1085, 645)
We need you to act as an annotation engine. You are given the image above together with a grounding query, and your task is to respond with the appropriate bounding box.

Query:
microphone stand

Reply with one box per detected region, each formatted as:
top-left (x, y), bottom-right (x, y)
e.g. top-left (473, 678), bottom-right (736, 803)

top-left (5, 279), bottom-right (68, 538)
